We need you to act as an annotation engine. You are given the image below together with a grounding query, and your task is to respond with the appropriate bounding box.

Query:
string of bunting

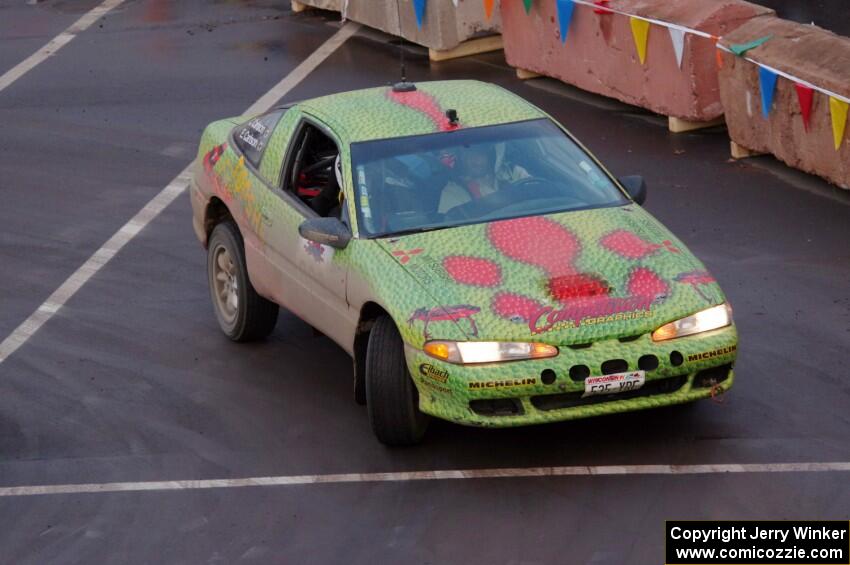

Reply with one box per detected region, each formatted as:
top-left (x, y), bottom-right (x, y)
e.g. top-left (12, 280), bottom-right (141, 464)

top-left (526, 0), bottom-right (850, 150)
top-left (402, 0), bottom-right (847, 149)
top-left (714, 43), bottom-right (849, 149)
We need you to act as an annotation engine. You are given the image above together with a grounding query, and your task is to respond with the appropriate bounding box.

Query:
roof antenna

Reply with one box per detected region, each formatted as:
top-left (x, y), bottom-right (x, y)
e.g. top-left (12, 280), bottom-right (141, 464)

top-left (392, 0), bottom-right (416, 92)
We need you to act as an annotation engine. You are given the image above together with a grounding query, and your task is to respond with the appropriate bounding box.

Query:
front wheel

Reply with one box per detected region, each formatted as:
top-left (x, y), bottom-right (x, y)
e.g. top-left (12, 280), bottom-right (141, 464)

top-left (207, 221), bottom-right (278, 342)
top-left (365, 316), bottom-right (429, 446)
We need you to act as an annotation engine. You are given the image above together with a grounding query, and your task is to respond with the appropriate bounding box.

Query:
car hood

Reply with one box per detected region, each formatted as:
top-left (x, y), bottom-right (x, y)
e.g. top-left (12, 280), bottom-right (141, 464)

top-left (377, 205), bottom-right (725, 344)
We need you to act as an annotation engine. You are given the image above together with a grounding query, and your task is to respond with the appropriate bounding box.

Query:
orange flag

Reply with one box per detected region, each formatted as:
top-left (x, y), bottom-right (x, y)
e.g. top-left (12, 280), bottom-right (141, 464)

top-left (483, 0), bottom-right (494, 19)
top-left (712, 37), bottom-right (723, 70)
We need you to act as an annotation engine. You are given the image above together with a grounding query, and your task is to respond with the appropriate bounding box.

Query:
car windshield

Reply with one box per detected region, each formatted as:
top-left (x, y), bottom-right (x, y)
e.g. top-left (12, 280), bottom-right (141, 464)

top-left (349, 118), bottom-right (629, 237)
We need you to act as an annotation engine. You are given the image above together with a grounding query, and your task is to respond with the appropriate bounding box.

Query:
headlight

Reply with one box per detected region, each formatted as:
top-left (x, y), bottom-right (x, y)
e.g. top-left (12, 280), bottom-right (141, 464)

top-left (651, 303), bottom-right (733, 342)
top-left (423, 341), bottom-right (559, 365)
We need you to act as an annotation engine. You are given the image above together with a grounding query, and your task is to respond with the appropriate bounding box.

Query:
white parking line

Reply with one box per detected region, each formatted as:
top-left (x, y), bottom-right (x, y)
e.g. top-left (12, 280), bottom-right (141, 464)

top-left (1, 461), bottom-right (848, 497)
top-left (0, 0), bottom-right (127, 94)
top-left (0, 22), bottom-right (360, 365)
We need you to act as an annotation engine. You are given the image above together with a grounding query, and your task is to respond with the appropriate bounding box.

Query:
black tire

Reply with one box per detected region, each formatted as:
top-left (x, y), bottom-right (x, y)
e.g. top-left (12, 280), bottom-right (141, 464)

top-left (365, 316), bottom-right (429, 446)
top-left (207, 221), bottom-right (278, 342)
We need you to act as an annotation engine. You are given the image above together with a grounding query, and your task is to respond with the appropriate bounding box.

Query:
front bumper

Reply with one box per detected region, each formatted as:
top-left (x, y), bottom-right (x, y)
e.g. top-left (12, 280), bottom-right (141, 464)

top-left (404, 324), bottom-right (738, 427)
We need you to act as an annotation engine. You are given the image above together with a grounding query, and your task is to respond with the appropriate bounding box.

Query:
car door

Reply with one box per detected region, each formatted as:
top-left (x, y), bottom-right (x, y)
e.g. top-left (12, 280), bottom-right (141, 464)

top-left (227, 107), bottom-right (309, 320)
top-left (244, 109), bottom-right (356, 350)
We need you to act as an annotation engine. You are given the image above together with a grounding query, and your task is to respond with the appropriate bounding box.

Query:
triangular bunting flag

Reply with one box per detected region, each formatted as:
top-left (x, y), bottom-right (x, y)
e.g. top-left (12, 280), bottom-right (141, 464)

top-left (630, 18), bottom-right (650, 65)
top-left (758, 66), bottom-right (778, 118)
top-left (557, 0), bottom-right (575, 44)
top-left (829, 96), bottom-right (849, 150)
top-left (794, 83), bottom-right (814, 132)
top-left (713, 38), bottom-right (724, 70)
top-left (451, 0), bottom-right (458, 6)
top-left (668, 28), bottom-right (685, 68)
top-left (523, 0), bottom-right (533, 14)
top-left (593, 0), bottom-right (612, 14)
top-left (483, 0), bottom-right (494, 19)
top-left (413, 0), bottom-right (426, 28)
top-left (729, 35), bottom-right (772, 57)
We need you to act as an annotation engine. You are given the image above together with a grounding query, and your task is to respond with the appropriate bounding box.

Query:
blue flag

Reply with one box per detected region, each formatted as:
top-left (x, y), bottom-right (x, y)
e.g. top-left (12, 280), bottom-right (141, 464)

top-left (758, 66), bottom-right (778, 118)
top-left (557, 0), bottom-right (575, 44)
top-left (413, 0), bottom-right (426, 29)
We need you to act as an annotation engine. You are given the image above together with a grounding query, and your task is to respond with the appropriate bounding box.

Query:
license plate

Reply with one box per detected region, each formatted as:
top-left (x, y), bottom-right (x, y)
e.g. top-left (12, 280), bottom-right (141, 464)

top-left (582, 370), bottom-right (645, 398)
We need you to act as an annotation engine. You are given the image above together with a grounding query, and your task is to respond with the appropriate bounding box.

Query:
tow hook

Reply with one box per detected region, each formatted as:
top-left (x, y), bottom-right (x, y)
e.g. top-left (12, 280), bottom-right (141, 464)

top-left (709, 379), bottom-right (726, 404)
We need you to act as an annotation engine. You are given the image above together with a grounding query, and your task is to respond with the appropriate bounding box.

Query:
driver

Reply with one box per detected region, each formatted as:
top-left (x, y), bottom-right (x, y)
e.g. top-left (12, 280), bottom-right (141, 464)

top-left (438, 145), bottom-right (527, 214)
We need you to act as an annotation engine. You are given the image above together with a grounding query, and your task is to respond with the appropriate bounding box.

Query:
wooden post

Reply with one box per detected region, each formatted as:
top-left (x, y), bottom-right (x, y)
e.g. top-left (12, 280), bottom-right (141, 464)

top-left (730, 140), bottom-right (765, 159)
top-left (668, 116), bottom-right (726, 133)
top-left (428, 35), bottom-right (503, 62)
top-left (516, 68), bottom-right (542, 80)
top-left (291, 0), bottom-right (310, 13)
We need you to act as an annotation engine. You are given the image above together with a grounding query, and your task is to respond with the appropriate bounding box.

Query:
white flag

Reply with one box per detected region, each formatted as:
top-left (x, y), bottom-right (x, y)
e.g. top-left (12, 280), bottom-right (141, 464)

top-left (668, 27), bottom-right (686, 68)
top-left (452, 0), bottom-right (458, 6)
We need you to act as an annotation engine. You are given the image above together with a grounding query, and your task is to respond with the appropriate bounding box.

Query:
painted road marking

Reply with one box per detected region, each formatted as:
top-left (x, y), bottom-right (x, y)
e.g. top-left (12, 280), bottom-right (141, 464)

top-left (1, 461), bottom-right (848, 497)
top-left (0, 22), bottom-right (361, 365)
top-left (0, 0), bottom-right (127, 94)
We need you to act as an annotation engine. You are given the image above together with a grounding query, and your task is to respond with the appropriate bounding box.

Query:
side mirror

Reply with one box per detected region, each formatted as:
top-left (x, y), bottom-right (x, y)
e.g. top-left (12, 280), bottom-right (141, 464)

top-left (298, 217), bottom-right (351, 249)
top-left (619, 175), bottom-right (647, 205)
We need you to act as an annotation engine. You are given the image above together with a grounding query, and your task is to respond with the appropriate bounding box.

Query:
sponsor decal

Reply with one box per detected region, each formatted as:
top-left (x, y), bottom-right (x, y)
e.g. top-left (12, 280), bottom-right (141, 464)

top-left (238, 124), bottom-right (262, 150)
top-left (528, 298), bottom-right (654, 334)
top-left (468, 378), bottom-right (536, 390)
top-left (238, 117), bottom-right (272, 152)
top-left (494, 291), bottom-right (661, 335)
top-left (420, 379), bottom-right (452, 395)
top-left (407, 256), bottom-right (452, 285)
top-left (580, 309), bottom-right (654, 326)
top-left (419, 363), bottom-right (449, 383)
top-left (202, 143), bottom-right (227, 173)
top-left (303, 240), bottom-right (325, 263)
top-left (391, 248), bottom-right (424, 264)
top-left (688, 345), bottom-right (737, 363)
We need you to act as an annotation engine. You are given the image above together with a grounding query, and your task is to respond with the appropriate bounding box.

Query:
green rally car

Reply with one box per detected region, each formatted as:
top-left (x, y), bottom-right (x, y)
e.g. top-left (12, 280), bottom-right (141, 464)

top-left (190, 80), bottom-right (738, 445)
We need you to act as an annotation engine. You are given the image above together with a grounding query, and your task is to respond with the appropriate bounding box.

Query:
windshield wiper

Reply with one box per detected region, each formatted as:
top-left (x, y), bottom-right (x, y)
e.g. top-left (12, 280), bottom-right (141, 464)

top-left (377, 225), bottom-right (448, 238)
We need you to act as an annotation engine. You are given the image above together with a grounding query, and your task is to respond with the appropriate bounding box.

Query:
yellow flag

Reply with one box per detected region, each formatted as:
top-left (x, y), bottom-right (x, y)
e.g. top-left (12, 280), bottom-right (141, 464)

top-left (829, 96), bottom-right (848, 150)
top-left (630, 18), bottom-right (651, 65)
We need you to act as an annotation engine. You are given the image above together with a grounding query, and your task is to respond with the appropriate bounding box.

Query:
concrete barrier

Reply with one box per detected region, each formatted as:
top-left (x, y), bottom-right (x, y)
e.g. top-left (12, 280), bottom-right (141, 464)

top-left (718, 18), bottom-right (850, 189)
top-left (292, 0), bottom-right (502, 60)
top-left (500, 0), bottom-right (773, 130)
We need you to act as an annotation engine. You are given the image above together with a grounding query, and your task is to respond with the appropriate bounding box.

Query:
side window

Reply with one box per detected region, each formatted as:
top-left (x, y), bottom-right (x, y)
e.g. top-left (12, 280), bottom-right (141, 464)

top-left (283, 122), bottom-right (343, 219)
top-left (233, 110), bottom-right (284, 168)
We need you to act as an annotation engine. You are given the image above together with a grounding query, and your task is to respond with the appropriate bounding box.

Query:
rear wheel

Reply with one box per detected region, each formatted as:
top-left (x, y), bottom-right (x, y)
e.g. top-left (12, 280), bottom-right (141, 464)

top-left (207, 221), bottom-right (278, 342)
top-left (365, 316), bottom-right (429, 446)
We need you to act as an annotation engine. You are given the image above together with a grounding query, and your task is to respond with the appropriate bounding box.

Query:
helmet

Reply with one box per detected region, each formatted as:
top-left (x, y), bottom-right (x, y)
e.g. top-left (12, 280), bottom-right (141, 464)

top-left (334, 154), bottom-right (342, 188)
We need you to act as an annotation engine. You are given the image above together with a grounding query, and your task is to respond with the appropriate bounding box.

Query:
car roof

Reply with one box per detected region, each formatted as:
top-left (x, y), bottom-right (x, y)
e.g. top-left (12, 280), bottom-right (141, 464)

top-left (296, 80), bottom-right (546, 144)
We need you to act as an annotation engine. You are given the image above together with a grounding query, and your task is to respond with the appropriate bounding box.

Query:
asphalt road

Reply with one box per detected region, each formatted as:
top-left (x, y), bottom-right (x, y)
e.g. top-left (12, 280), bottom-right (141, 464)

top-left (1, 2), bottom-right (849, 564)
